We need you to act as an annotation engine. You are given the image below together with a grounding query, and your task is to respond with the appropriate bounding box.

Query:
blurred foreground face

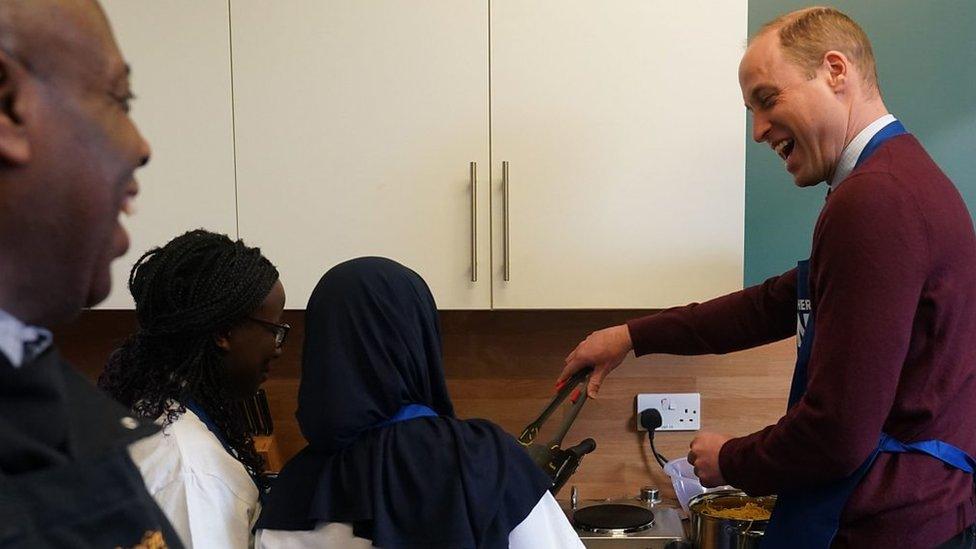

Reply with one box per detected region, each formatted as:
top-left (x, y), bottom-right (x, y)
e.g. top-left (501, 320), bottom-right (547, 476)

top-left (0, 0), bottom-right (151, 324)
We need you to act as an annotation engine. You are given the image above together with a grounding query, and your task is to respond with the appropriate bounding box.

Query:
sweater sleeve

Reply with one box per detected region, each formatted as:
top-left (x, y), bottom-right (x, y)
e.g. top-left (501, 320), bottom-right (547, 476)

top-left (626, 270), bottom-right (797, 357)
top-left (720, 173), bottom-right (929, 494)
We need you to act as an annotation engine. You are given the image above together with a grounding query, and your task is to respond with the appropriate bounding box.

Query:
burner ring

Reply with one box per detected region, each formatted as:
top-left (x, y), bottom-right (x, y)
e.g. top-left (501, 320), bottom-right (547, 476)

top-left (573, 503), bottom-right (655, 534)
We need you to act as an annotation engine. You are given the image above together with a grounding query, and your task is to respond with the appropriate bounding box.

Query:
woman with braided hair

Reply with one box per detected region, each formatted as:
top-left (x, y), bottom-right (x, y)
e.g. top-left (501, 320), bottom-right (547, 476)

top-left (99, 229), bottom-right (288, 549)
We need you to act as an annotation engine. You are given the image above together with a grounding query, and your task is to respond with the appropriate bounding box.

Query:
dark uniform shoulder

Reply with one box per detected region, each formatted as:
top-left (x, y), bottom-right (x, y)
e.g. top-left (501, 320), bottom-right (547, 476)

top-left (0, 348), bottom-right (183, 548)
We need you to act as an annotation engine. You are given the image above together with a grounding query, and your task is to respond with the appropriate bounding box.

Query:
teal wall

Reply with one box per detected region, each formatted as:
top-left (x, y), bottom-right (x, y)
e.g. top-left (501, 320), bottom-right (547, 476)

top-left (744, 1), bottom-right (976, 285)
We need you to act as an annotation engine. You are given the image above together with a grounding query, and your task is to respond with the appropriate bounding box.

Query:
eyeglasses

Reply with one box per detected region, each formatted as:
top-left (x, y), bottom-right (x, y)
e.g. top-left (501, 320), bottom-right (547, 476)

top-left (247, 317), bottom-right (291, 349)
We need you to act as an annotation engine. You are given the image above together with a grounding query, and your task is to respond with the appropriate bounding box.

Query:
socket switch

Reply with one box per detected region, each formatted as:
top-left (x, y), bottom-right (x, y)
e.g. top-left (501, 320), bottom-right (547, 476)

top-left (636, 393), bottom-right (701, 431)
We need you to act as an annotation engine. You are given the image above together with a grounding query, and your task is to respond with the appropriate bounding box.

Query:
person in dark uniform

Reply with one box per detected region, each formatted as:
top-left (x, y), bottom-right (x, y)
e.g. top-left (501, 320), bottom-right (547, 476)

top-left (0, 0), bottom-right (181, 547)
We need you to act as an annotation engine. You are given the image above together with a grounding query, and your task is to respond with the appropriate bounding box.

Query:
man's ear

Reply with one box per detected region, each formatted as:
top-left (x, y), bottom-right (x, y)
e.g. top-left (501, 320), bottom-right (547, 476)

top-left (822, 50), bottom-right (850, 93)
top-left (0, 50), bottom-right (31, 166)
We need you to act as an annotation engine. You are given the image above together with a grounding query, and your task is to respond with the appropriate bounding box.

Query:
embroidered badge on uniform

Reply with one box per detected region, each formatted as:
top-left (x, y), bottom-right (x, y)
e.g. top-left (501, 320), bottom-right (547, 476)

top-left (117, 530), bottom-right (167, 549)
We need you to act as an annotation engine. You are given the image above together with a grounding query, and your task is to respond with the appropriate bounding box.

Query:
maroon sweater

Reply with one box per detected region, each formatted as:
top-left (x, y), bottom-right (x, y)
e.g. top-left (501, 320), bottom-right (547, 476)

top-left (628, 135), bottom-right (976, 547)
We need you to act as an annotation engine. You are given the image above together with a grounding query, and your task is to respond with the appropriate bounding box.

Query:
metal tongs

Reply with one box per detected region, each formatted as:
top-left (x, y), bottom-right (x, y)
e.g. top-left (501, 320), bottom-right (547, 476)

top-left (518, 366), bottom-right (597, 495)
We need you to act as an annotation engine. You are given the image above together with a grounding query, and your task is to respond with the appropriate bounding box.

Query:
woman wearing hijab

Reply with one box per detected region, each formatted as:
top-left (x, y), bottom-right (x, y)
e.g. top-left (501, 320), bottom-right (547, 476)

top-left (255, 257), bottom-right (582, 548)
top-left (99, 230), bottom-right (288, 548)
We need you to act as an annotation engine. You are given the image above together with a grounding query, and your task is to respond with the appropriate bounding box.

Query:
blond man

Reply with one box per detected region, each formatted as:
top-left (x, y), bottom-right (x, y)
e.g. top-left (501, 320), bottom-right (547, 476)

top-left (560, 7), bottom-right (976, 547)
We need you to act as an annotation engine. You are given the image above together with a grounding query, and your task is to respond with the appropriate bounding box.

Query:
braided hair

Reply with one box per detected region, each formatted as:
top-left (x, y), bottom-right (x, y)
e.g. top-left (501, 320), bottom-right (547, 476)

top-left (99, 229), bottom-right (279, 486)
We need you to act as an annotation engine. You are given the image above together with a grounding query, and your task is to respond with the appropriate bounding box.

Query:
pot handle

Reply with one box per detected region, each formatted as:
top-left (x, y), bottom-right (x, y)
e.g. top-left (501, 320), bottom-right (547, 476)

top-left (723, 522), bottom-right (765, 549)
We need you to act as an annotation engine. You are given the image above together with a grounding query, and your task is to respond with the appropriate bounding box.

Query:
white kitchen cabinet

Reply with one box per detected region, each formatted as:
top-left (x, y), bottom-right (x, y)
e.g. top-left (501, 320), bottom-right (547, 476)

top-left (231, 1), bottom-right (492, 309)
top-left (99, 0), bottom-right (239, 308)
top-left (489, 0), bottom-right (748, 308)
top-left (101, 1), bottom-right (749, 311)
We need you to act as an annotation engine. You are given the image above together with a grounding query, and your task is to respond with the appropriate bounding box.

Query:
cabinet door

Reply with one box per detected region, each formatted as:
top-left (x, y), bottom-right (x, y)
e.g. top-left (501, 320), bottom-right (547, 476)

top-left (490, 1), bottom-right (747, 309)
top-left (232, 1), bottom-right (490, 309)
top-left (100, 0), bottom-right (239, 308)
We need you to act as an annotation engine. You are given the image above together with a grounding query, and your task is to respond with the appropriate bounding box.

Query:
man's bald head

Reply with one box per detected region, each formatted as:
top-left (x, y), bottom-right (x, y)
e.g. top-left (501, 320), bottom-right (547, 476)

top-left (0, 0), bottom-right (120, 85)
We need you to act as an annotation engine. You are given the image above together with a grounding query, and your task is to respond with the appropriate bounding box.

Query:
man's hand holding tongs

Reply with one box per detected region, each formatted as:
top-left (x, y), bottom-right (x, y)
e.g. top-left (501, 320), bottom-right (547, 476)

top-left (558, 324), bottom-right (633, 398)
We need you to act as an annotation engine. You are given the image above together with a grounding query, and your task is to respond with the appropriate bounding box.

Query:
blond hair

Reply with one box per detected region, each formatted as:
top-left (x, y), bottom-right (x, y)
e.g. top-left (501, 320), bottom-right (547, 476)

top-left (756, 6), bottom-right (879, 92)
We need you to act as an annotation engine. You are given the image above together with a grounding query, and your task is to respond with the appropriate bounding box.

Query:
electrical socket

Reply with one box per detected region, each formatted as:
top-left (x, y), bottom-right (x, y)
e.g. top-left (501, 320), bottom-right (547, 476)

top-left (636, 393), bottom-right (701, 431)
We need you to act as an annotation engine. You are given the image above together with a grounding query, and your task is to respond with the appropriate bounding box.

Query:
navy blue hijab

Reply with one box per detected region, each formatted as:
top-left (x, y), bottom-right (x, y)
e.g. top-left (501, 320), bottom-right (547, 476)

top-left (256, 257), bottom-right (550, 548)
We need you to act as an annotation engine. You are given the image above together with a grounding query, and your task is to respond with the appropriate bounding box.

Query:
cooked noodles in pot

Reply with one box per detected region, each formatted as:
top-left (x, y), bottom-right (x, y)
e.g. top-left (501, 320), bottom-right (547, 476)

top-left (700, 501), bottom-right (771, 521)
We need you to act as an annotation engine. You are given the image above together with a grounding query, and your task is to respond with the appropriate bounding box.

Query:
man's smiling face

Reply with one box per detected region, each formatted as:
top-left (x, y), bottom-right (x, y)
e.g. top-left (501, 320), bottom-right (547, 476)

top-left (739, 30), bottom-right (849, 187)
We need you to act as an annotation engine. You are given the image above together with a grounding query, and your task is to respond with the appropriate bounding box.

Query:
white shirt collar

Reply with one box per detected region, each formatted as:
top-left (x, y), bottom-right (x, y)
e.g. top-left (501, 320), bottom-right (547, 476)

top-left (0, 308), bottom-right (53, 368)
top-left (829, 114), bottom-right (898, 189)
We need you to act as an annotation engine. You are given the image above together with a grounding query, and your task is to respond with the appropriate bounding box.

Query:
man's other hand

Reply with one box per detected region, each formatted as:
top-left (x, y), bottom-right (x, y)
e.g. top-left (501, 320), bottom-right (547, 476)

top-left (688, 432), bottom-right (732, 487)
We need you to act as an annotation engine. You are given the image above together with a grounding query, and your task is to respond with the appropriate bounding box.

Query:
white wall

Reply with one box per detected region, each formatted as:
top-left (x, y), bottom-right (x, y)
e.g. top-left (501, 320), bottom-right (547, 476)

top-left (99, 0), bottom-right (238, 308)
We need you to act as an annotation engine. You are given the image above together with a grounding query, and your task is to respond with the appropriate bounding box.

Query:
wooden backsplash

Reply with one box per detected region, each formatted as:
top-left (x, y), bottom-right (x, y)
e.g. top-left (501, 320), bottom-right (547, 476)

top-left (56, 310), bottom-right (794, 503)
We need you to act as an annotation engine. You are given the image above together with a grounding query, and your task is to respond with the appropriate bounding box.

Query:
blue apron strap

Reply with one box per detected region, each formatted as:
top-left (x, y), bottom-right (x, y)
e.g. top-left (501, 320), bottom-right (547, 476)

top-left (762, 443), bottom-right (883, 549)
top-left (854, 120), bottom-right (907, 168)
top-left (374, 403), bottom-right (438, 429)
top-left (763, 433), bottom-right (976, 548)
top-left (184, 399), bottom-right (234, 454)
top-left (788, 260), bottom-right (814, 409)
top-left (184, 399), bottom-right (266, 500)
top-left (879, 434), bottom-right (976, 474)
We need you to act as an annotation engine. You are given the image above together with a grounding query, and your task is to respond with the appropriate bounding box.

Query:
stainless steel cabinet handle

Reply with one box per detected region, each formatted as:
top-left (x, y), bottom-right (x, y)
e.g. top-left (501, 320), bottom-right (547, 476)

top-left (470, 161), bottom-right (478, 283)
top-left (503, 161), bottom-right (511, 282)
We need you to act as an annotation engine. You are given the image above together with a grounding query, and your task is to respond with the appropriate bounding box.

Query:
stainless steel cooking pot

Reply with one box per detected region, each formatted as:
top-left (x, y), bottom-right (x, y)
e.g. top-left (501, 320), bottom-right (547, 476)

top-left (688, 489), bottom-right (776, 549)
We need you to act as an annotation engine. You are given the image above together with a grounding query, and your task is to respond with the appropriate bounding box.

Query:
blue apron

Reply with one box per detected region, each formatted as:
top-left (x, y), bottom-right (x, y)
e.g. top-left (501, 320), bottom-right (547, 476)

top-left (762, 121), bottom-right (976, 548)
top-left (374, 403), bottom-right (439, 428)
